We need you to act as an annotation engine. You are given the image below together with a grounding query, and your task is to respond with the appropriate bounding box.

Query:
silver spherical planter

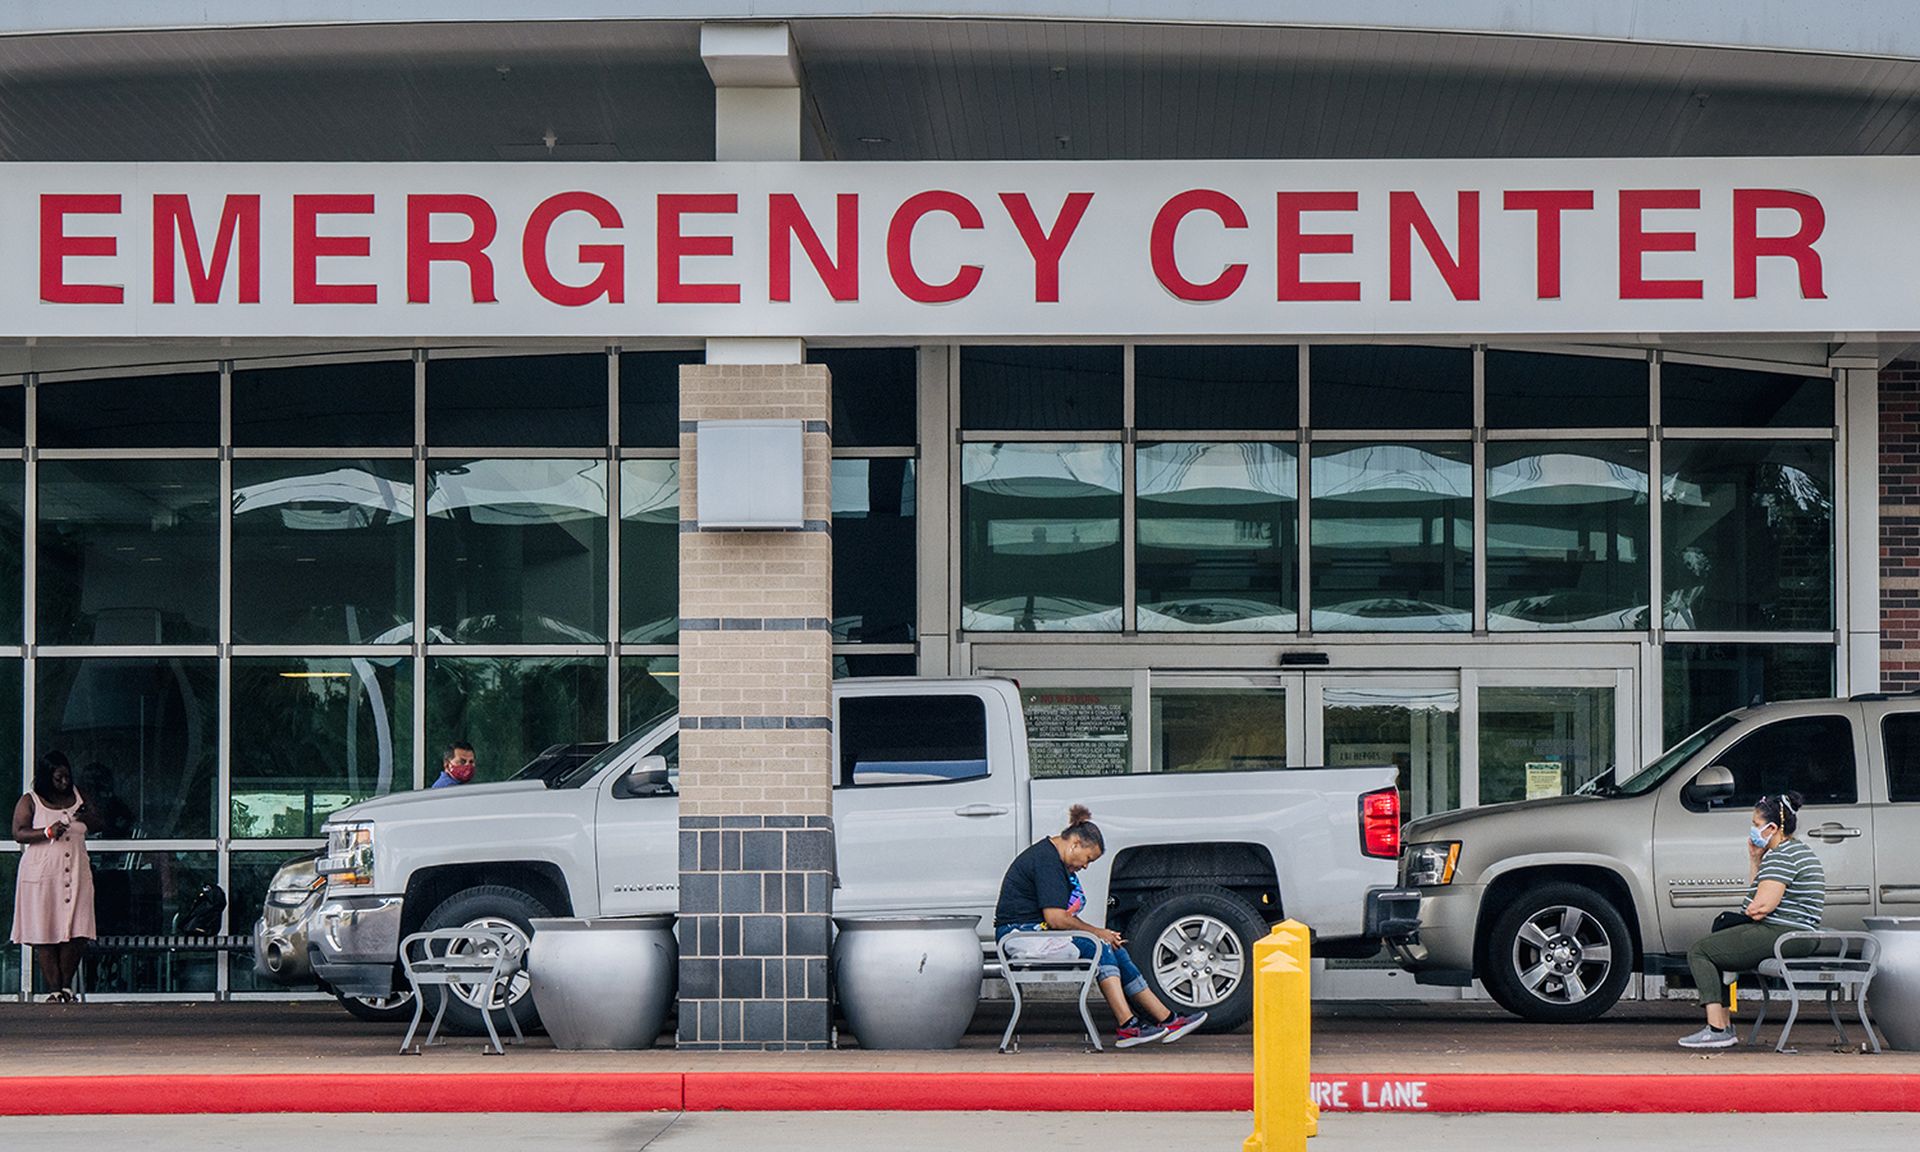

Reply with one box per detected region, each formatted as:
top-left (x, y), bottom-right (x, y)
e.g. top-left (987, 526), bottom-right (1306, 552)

top-left (833, 915), bottom-right (983, 1050)
top-left (528, 916), bottom-right (677, 1050)
top-left (1865, 917), bottom-right (1920, 1051)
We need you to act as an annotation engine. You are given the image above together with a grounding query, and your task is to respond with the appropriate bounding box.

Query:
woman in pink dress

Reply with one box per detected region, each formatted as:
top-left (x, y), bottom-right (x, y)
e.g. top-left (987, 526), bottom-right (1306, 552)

top-left (11, 752), bottom-right (98, 1002)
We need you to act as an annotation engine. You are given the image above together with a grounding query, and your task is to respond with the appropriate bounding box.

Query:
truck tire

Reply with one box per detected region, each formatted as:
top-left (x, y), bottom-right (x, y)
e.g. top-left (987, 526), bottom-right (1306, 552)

top-left (337, 989), bottom-right (415, 1024)
top-left (1126, 885), bottom-right (1267, 1032)
top-left (418, 884), bottom-right (552, 1037)
top-left (1482, 882), bottom-right (1633, 1023)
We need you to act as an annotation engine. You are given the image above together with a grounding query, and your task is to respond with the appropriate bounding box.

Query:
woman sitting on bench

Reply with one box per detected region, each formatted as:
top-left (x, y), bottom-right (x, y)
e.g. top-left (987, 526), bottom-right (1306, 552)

top-left (993, 804), bottom-right (1206, 1048)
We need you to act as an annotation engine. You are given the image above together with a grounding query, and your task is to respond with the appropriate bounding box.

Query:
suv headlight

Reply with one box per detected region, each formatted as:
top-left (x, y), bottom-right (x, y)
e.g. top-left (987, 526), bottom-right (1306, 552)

top-left (318, 822), bottom-right (376, 888)
top-left (1404, 841), bottom-right (1461, 887)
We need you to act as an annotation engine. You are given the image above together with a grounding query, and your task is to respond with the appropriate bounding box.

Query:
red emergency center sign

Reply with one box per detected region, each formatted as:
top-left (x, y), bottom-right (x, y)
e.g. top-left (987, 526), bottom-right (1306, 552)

top-left (0, 159), bottom-right (1905, 337)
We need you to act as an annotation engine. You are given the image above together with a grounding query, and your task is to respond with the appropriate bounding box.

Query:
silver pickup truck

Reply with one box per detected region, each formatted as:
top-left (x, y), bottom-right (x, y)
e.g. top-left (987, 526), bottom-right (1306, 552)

top-left (1392, 694), bottom-right (1920, 1022)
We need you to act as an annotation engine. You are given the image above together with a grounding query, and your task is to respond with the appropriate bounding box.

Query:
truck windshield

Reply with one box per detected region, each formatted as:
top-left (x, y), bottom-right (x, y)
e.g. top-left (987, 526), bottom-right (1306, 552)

top-left (1591, 714), bottom-right (1741, 797)
top-left (547, 715), bottom-right (669, 789)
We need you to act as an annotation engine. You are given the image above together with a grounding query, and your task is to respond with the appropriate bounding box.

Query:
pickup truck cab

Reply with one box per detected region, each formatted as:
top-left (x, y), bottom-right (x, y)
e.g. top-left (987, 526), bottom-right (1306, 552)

top-left (308, 677), bottom-right (1406, 1035)
top-left (1394, 695), bottom-right (1920, 1022)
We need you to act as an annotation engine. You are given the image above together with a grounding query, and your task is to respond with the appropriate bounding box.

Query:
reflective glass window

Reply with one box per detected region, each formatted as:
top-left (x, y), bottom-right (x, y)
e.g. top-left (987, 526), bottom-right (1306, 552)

top-left (1662, 643), bottom-right (1833, 745)
top-left (1310, 443), bottom-right (1472, 631)
top-left (1137, 442), bottom-right (1296, 631)
top-left (619, 461), bottom-right (679, 643)
top-left (619, 656), bottom-right (680, 734)
top-left (77, 851), bottom-right (220, 994)
top-left (838, 695), bottom-right (988, 786)
top-left (1321, 683), bottom-right (1460, 818)
top-left (1662, 441), bottom-right (1833, 631)
top-left (1150, 684), bottom-right (1288, 772)
top-left (427, 354), bottom-right (607, 447)
top-left (961, 443), bottom-right (1121, 632)
top-left (833, 459), bottom-right (916, 642)
top-left (1661, 361), bottom-right (1833, 429)
top-left (834, 654), bottom-right (918, 678)
top-left (1486, 441), bottom-right (1650, 631)
top-left (231, 459), bottom-right (413, 645)
top-left (1478, 686), bottom-right (1615, 804)
top-left (228, 851), bottom-right (305, 991)
top-left (1135, 345), bottom-right (1297, 431)
top-left (426, 458), bottom-right (608, 643)
top-left (37, 459), bottom-right (218, 645)
top-left (1710, 714), bottom-right (1857, 808)
top-left (0, 852), bottom-right (18, 994)
top-left (425, 656), bottom-right (607, 785)
top-left (36, 656), bottom-right (218, 840)
top-left (1880, 714), bottom-right (1920, 803)
top-left (1485, 350), bottom-right (1648, 429)
top-left (0, 383), bottom-right (22, 447)
top-left (232, 359), bottom-right (413, 448)
top-left (1310, 345), bottom-right (1470, 430)
top-left (816, 347), bottom-right (917, 447)
top-left (0, 461), bottom-right (20, 645)
top-left (229, 657), bottom-right (412, 839)
top-left (960, 346), bottom-right (1122, 430)
top-left (618, 350), bottom-right (702, 449)
top-left (36, 371), bottom-right (219, 449)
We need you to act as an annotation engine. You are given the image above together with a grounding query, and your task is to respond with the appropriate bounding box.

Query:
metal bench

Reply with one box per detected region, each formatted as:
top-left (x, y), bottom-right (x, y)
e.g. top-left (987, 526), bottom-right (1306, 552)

top-left (1739, 930), bottom-right (1883, 1054)
top-left (76, 935), bottom-right (253, 999)
top-left (994, 929), bottom-right (1103, 1053)
top-left (398, 927), bottom-right (526, 1056)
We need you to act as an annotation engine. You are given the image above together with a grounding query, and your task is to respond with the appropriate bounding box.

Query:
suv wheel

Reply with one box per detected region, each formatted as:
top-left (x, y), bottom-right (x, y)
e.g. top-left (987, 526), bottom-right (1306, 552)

top-left (1127, 885), bottom-right (1267, 1032)
top-left (417, 884), bottom-right (553, 1037)
top-left (338, 989), bottom-right (416, 1024)
top-left (1483, 882), bottom-right (1633, 1023)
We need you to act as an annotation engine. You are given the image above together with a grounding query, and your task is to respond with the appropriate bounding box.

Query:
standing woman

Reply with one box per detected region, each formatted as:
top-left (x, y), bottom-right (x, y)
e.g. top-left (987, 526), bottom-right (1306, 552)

top-left (11, 752), bottom-right (99, 1002)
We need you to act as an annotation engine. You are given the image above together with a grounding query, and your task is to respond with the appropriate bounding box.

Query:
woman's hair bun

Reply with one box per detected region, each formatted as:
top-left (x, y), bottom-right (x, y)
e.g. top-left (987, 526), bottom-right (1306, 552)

top-left (1067, 803), bottom-right (1093, 825)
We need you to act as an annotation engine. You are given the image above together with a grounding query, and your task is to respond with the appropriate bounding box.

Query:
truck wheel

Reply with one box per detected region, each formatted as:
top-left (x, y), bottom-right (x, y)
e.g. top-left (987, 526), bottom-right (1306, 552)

top-left (1127, 885), bottom-right (1267, 1032)
top-left (337, 989), bottom-right (415, 1024)
top-left (1483, 883), bottom-right (1632, 1023)
top-left (418, 884), bottom-right (552, 1037)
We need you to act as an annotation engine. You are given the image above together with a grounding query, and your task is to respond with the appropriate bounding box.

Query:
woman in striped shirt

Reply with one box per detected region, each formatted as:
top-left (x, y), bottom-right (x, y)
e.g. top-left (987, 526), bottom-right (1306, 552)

top-left (1678, 791), bottom-right (1826, 1049)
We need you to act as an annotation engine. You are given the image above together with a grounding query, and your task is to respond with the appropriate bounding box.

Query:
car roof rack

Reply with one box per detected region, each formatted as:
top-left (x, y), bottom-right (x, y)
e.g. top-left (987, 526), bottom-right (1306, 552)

top-left (1848, 690), bottom-right (1920, 702)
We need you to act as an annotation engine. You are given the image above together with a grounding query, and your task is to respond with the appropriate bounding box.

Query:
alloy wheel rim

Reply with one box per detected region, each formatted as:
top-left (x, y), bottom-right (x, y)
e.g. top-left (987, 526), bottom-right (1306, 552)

top-left (1151, 913), bottom-right (1245, 1009)
top-left (1510, 904), bottom-right (1614, 1005)
top-left (447, 916), bottom-right (532, 1009)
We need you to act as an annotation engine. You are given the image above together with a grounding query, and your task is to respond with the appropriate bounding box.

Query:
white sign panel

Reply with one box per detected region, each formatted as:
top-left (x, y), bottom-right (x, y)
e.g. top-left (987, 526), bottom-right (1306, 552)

top-left (0, 158), bottom-right (1909, 338)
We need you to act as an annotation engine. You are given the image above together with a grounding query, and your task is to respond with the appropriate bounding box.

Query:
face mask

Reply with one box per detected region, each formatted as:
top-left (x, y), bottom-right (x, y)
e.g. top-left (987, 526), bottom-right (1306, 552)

top-left (446, 762), bottom-right (475, 784)
top-left (1748, 824), bottom-right (1774, 849)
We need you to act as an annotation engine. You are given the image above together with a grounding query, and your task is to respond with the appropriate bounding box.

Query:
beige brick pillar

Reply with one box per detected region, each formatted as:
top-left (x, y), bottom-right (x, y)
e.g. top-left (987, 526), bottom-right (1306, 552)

top-left (675, 362), bottom-right (835, 1050)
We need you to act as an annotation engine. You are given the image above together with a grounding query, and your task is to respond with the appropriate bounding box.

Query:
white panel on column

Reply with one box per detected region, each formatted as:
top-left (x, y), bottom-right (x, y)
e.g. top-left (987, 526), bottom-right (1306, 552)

top-left (697, 419), bottom-right (805, 529)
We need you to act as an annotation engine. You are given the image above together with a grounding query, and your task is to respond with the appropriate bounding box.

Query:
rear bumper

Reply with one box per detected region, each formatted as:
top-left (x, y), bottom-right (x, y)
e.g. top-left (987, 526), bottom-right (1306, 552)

top-left (309, 893), bottom-right (404, 998)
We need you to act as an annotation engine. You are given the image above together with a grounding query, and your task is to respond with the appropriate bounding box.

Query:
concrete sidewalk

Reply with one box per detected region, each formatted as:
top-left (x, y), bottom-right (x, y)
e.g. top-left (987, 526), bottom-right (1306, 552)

top-left (0, 998), bottom-right (1908, 1078)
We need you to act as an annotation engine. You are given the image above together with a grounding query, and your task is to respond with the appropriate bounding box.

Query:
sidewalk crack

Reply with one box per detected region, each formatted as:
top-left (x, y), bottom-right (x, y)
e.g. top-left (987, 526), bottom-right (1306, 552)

top-left (637, 1110), bottom-right (686, 1151)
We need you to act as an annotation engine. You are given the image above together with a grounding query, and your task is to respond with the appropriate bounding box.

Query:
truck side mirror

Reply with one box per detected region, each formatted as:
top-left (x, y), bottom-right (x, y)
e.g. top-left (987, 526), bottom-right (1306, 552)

top-left (1686, 764), bottom-right (1735, 805)
top-left (612, 755), bottom-right (674, 799)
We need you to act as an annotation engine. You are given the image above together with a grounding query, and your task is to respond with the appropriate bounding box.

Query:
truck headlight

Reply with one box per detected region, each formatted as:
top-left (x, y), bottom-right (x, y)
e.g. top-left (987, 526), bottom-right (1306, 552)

top-left (1404, 841), bottom-right (1461, 887)
top-left (318, 822), bottom-right (376, 888)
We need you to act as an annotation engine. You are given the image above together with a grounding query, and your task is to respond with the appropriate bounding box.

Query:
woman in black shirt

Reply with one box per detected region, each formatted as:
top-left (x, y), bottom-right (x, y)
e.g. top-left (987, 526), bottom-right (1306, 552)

top-left (994, 804), bottom-right (1207, 1047)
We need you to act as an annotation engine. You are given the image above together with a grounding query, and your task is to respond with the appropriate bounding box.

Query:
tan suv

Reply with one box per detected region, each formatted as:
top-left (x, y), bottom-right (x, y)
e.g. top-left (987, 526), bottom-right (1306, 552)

top-left (1390, 695), bottom-right (1920, 1022)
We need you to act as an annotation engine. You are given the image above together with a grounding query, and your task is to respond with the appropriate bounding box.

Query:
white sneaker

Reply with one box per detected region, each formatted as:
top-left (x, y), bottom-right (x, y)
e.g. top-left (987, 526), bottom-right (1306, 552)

top-left (1677, 1026), bottom-right (1737, 1049)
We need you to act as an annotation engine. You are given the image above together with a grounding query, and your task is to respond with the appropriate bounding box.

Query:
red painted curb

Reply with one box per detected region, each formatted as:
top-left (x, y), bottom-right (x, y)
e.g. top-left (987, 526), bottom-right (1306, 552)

top-left (3, 1072), bottom-right (1920, 1115)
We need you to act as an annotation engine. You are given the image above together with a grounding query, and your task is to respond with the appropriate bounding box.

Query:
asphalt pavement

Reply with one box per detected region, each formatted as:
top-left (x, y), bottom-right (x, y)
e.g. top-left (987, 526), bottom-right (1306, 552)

top-left (0, 1111), bottom-right (1913, 1150)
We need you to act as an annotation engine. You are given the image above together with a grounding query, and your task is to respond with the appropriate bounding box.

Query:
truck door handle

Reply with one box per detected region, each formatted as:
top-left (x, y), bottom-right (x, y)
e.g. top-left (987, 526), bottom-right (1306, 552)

top-left (1808, 823), bottom-right (1861, 841)
top-left (954, 804), bottom-right (1010, 817)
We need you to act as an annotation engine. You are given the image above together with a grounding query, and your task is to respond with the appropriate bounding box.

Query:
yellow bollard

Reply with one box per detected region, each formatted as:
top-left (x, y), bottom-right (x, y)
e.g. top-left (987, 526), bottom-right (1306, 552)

top-left (1243, 920), bottom-right (1316, 1152)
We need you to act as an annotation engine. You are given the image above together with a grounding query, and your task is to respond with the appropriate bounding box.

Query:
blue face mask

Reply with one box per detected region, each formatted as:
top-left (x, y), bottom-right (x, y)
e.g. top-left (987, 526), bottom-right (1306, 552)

top-left (1749, 824), bottom-right (1775, 849)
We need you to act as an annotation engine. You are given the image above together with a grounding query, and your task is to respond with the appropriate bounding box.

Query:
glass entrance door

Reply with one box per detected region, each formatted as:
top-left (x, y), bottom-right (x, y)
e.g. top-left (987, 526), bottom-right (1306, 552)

top-left (1309, 675), bottom-right (1461, 819)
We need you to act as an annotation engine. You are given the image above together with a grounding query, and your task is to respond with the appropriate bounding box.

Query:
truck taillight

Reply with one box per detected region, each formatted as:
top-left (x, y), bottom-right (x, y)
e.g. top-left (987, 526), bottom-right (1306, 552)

top-left (1360, 788), bottom-right (1401, 859)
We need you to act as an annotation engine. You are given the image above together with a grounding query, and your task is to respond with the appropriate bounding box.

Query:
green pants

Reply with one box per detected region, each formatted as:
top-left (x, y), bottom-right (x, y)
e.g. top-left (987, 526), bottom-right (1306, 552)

top-left (1686, 921), bottom-right (1817, 999)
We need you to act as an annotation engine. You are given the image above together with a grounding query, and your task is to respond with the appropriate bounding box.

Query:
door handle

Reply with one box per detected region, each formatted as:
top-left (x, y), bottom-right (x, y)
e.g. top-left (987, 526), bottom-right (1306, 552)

top-left (955, 804), bottom-right (1010, 817)
top-left (1808, 823), bottom-right (1862, 841)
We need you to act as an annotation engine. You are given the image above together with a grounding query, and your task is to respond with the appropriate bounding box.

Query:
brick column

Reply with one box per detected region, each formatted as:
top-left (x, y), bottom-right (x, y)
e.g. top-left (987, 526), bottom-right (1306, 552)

top-left (675, 362), bottom-right (835, 1051)
top-left (1883, 359), bottom-right (1920, 689)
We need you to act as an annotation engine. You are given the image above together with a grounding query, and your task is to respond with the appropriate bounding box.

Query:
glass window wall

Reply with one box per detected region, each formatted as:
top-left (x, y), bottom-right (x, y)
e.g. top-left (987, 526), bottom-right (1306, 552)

top-left (229, 657), bottom-right (412, 839)
top-left (1151, 683), bottom-right (1288, 772)
top-left (1310, 442), bottom-right (1472, 631)
top-left (427, 353), bottom-right (606, 448)
top-left (426, 458), bottom-right (608, 643)
top-left (0, 461), bottom-right (20, 646)
top-left (816, 347), bottom-right (918, 447)
top-left (618, 350), bottom-right (701, 449)
top-left (961, 346), bottom-right (1122, 430)
top-left (618, 656), bottom-right (680, 733)
top-left (832, 459), bottom-right (916, 642)
top-left (961, 442), bottom-right (1122, 631)
top-left (35, 657), bottom-right (218, 841)
top-left (232, 360), bottom-right (414, 448)
top-left (37, 371), bottom-right (219, 449)
top-left (425, 656), bottom-right (608, 785)
top-left (231, 459), bottom-right (413, 645)
top-left (1485, 350), bottom-right (1648, 429)
top-left (79, 851), bottom-right (220, 994)
top-left (1661, 360), bottom-right (1832, 429)
top-left (1134, 345), bottom-right (1297, 431)
top-left (38, 459), bottom-right (219, 646)
top-left (1662, 643), bottom-right (1834, 745)
top-left (0, 384), bottom-right (22, 446)
top-left (1322, 683), bottom-right (1460, 818)
top-left (1137, 442), bottom-right (1296, 631)
top-left (1486, 441), bottom-right (1650, 630)
top-left (1310, 345), bottom-right (1471, 430)
top-left (1662, 441), bottom-right (1834, 631)
top-left (1479, 686), bottom-right (1615, 804)
top-left (619, 461), bottom-right (679, 643)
